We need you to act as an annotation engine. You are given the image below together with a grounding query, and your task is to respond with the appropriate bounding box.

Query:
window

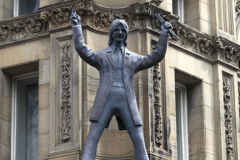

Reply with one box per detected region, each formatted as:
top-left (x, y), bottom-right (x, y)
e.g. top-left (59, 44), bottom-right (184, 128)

top-left (11, 72), bottom-right (39, 160)
top-left (175, 83), bottom-right (189, 160)
top-left (14, 0), bottom-right (40, 16)
top-left (172, 0), bottom-right (184, 22)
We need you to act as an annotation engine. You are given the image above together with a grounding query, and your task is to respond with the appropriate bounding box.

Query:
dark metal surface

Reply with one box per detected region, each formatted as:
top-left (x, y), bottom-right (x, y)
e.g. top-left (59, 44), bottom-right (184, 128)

top-left (71, 6), bottom-right (171, 159)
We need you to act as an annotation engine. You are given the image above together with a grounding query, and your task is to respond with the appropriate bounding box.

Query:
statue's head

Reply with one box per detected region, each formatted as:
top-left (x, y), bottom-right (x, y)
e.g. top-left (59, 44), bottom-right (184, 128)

top-left (108, 19), bottom-right (129, 47)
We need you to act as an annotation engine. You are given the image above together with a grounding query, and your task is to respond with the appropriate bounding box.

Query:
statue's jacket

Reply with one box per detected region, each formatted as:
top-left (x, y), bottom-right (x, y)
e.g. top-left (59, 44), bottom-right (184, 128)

top-left (72, 25), bottom-right (169, 126)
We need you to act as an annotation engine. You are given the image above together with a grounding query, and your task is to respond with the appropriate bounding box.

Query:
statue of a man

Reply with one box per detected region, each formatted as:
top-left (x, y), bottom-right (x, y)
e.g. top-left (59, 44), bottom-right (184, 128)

top-left (70, 6), bottom-right (172, 160)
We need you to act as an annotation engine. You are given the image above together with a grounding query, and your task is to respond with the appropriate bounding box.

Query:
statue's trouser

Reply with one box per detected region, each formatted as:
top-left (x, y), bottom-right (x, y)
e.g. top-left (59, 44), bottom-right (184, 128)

top-left (82, 87), bottom-right (149, 160)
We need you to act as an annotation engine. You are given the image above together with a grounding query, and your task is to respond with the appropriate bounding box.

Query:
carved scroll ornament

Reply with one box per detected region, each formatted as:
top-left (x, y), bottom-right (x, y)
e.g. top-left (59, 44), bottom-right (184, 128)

top-left (223, 77), bottom-right (234, 160)
top-left (0, 0), bottom-right (240, 69)
top-left (236, 1), bottom-right (240, 20)
top-left (153, 63), bottom-right (163, 147)
top-left (171, 22), bottom-right (240, 67)
top-left (61, 42), bottom-right (71, 141)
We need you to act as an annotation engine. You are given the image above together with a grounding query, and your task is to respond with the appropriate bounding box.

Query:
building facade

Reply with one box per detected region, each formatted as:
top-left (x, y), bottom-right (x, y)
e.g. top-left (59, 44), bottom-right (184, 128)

top-left (0, 0), bottom-right (240, 159)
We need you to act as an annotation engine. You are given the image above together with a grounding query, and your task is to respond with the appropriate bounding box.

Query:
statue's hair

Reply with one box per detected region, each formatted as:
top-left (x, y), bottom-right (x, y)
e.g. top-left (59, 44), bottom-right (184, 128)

top-left (108, 19), bottom-right (129, 47)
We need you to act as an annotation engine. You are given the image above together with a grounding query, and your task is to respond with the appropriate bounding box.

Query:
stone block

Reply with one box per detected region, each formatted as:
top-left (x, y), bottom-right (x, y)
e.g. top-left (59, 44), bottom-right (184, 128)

top-left (86, 30), bottom-right (108, 51)
top-left (39, 59), bottom-right (50, 85)
top-left (0, 0), bottom-right (13, 12)
top-left (189, 128), bottom-right (204, 145)
top-left (189, 129), bottom-right (216, 155)
top-left (186, 19), bottom-right (200, 30)
top-left (199, 19), bottom-right (211, 35)
top-left (169, 67), bottom-right (175, 92)
top-left (49, 154), bottom-right (79, 160)
top-left (97, 130), bottom-right (134, 155)
top-left (190, 152), bottom-right (217, 160)
top-left (188, 83), bottom-right (203, 108)
top-left (168, 47), bottom-right (213, 84)
top-left (185, 2), bottom-right (200, 23)
top-left (0, 70), bottom-right (11, 98)
top-left (39, 0), bottom-right (59, 7)
top-left (38, 132), bottom-right (49, 158)
top-left (189, 128), bottom-right (216, 155)
top-left (202, 82), bottom-right (214, 108)
top-left (94, 0), bottom-right (145, 8)
top-left (170, 91), bottom-right (176, 116)
top-left (189, 141), bottom-right (205, 156)
top-left (204, 106), bottom-right (215, 131)
top-left (39, 84), bottom-right (50, 110)
top-left (0, 119), bottom-right (11, 147)
top-left (82, 100), bottom-right (93, 125)
top-left (0, 143), bottom-right (10, 160)
top-left (204, 130), bottom-right (216, 154)
top-left (0, 94), bottom-right (11, 123)
top-left (185, 0), bottom-right (198, 6)
top-left (39, 108), bottom-right (50, 134)
top-left (188, 105), bottom-right (204, 133)
top-left (199, 1), bottom-right (210, 22)
top-left (0, 6), bottom-right (12, 21)
top-left (0, 38), bottom-right (50, 68)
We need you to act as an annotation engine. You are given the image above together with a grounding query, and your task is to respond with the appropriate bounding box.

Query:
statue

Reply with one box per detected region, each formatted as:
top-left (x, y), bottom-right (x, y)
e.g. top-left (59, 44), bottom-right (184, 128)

top-left (70, 6), bottom-right (172, 160)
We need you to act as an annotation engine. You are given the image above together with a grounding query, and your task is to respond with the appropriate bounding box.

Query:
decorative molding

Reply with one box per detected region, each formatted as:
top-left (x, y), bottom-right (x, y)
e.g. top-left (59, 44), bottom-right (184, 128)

top-left (0, 16), bottom-right (45, 44)
top-left (170, 22), bottom-right (240, 68)
top-left (236, 1), bottom-right (240, 20)
top-left (0, 0), bottom-right (239, 70)
top-left (40, 7), bottom-right (71, 29)
top-left (223, 77), bottom-right (234, 160)
top-left (153, 63), bottom-right (163, 147)
top-left (0, 0), bottom-right (174, 45)
top-left (61, 41), bottom-right (71, 141)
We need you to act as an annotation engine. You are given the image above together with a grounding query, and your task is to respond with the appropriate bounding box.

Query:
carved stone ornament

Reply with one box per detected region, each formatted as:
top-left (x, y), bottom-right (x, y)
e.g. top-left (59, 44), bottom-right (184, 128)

top-left (153, 63), bottom-right (163, 147)
top-left (223, 77), bottom-right (234, 160)
top-left (61, 41), bottom-right (71, 141)
top-left (0, 0), bottom-right (240, 69)
top-left (171, 22), bottom-right (240, 67)
top-left (236, 1), bottom-right (240, 20)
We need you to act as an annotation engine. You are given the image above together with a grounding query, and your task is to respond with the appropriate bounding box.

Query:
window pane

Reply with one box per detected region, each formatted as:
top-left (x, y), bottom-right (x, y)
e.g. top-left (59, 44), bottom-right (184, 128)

top-left (25, 84), bottom-right (38, 160)
top-left (175, 88), bottom-right (183, 160)
top-left (16, 77), bottom-right (38, 160)
top-left (19, 0), bottom-right (40, 16)
top-left (173, 0), bottom-right (179, 16)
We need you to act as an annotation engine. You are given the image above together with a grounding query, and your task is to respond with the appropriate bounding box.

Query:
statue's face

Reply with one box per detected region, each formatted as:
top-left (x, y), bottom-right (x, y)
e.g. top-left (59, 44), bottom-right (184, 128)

top-left (111, 24), bottom-right (126, 43)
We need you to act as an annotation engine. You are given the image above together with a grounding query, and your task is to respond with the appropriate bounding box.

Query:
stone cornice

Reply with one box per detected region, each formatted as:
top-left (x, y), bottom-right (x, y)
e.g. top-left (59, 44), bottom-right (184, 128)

top-left (0, 0), bottom-right (239, 70)
top-left (0, 0), bottom-right (175, 47)
top-left (168, 22), bottom-right (240, 70)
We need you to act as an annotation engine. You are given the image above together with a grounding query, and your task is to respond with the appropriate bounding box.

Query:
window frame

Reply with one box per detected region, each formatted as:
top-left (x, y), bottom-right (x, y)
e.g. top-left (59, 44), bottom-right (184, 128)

top-left (13, 0), bottom-right (40, 17)
top-left (175, 82), bottom-right (189, 160)
top-left (172, 0), bottom-right (184, 23)
top-left (11, 72), bottom-right (39, 160)
top-left (13, 0), bottom-right (19, 17)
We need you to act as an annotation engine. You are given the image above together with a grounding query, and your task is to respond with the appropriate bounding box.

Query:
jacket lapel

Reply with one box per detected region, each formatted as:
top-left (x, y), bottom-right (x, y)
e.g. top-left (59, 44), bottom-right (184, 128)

top-left (106, 46), bottom-right (114, 70)
top-left (124, 48), bottom-right (130, 69)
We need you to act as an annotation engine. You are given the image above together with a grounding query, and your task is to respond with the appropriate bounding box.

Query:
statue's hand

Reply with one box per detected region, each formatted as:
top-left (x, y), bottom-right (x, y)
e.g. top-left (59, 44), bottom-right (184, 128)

top-left (161, 21), bottom-right (173, 34)
top-left (70, 6), bottom-right (81, 25)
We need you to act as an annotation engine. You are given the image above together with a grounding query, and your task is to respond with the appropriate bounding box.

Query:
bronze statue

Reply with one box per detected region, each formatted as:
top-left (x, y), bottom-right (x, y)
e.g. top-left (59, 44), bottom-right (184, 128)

top-left (70, 6), bottom-right (172, 160)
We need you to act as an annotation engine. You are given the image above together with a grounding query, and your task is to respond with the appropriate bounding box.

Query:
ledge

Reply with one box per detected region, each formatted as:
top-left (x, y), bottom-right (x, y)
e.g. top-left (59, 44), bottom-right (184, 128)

top-left (0, 0), bottom-right (239, 70)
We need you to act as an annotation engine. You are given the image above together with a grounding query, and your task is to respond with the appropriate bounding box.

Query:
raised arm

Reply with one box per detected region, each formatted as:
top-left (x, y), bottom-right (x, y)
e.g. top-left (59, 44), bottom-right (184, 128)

top-left (70, 6), bottom-right (102, 70)
top-left (134, 21), bottom-right (171, 73)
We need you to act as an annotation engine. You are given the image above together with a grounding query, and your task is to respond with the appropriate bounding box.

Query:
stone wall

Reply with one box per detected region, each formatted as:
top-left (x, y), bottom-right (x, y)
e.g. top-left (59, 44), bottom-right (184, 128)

top-left (0, 0), bottom-right (240, 160)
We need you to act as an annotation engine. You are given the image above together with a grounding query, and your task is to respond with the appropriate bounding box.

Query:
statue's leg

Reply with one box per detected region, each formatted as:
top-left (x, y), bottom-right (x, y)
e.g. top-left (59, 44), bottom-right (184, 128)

top-left (118, 101), bottom-right (149, 160)
top-left (82, 92), bottom-right (115, 160)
